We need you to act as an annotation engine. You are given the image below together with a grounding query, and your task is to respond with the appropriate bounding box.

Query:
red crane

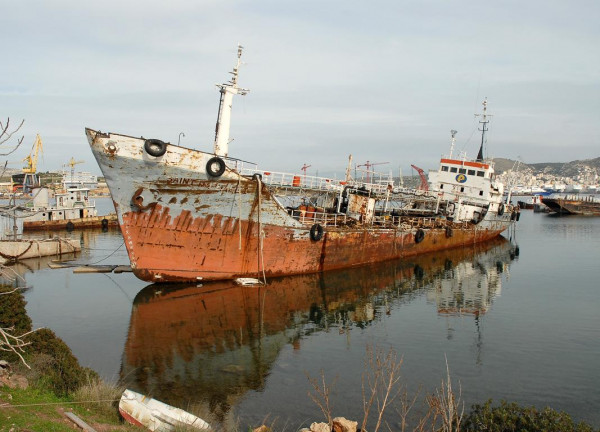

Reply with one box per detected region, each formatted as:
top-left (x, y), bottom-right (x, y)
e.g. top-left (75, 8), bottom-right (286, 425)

top-left (300, 163), bottom-right (312, 180)
top-left (411, 164), bottom-right (429, 191)
top-left (357, 161), bottom-right (389, 183)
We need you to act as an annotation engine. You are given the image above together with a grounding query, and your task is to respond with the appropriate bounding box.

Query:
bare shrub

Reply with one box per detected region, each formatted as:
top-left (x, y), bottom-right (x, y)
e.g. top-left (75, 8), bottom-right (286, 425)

top-left (306, 369), bottom-right (338, 426)
top-left (426, 356), bottom-right (463, 432)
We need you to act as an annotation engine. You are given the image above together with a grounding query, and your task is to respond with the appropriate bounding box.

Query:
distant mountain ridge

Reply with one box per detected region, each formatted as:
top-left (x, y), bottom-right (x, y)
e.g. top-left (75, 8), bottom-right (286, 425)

top-left (492, 157), bottom-right (600, 177)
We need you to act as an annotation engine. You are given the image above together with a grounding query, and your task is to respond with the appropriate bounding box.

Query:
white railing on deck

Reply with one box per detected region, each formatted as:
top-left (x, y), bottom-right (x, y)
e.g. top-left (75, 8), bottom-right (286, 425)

top-left (288, 209), bottom-right (347, 226)
top-left (241, 168), bottom-right (394, 195)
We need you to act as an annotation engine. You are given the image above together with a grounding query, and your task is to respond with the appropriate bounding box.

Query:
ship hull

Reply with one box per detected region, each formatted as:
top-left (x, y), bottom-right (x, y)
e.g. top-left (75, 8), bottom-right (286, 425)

top-left (86, 129), bottom-right (514, 282)
top-left (542, 196), bottom-right (600, 216)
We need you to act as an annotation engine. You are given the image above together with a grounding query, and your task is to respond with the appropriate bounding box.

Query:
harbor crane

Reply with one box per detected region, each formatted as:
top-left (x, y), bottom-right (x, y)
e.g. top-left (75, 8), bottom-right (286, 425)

top-left (356, 160), bottom-right (389, 183)
top-left (22, 134), bottom-right (43, 174)
top-left (13, 134), bottom-right (43, 193)
top-left (300, 163), bottom-right (312, 180)
top-left (64, 157), bottom-right (85, 185)
top-left (410, 164), bottom-right (429, 191)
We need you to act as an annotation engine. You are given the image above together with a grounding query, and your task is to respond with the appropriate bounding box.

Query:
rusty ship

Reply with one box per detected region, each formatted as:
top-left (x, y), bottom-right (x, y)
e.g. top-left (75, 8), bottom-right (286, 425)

top-left (540, 195), bottom-right (600, 216)
top-left (86, 46), bottom-right (519, 283)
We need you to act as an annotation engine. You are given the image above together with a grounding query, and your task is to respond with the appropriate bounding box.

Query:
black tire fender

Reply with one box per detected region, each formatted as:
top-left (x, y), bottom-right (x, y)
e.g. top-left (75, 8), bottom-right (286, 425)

top-left (206, 156), bottom-right (226, 178)
top-left (445, 226), bottom-right (453, 238)
top-left (310, 224), bottom-right (324, 241)
top-left (144, 139), bottom-right (167, 157)
top-left (415, 228), bottom-right (425, 244)
top-left (497, 203), bottom-right (505, 216)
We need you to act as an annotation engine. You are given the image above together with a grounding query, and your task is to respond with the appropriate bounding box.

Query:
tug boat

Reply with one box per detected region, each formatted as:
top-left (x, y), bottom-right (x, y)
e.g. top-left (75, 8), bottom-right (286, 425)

top-left (85, 46), bottom-right (518, 283)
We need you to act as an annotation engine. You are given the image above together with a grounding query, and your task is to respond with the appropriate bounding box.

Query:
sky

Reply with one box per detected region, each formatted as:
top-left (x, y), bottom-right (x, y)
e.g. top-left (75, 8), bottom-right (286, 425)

top-left (2, 0), bottom-right (599, 179)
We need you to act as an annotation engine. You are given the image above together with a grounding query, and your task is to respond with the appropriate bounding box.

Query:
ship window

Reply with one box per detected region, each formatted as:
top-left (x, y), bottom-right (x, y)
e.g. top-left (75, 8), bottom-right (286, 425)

top-left (459, 168), bottom-right (466, 174)
top-left (477, 171), bottom-right (484, 177)
top-left (479, 190), bottom-right (483, 196)
top-left (468, 169), bottom-right (475, 175)
top-left (450, 167), bottom-right (458, 173)
top-left (460, 187), bottom-right (465, 192)
top-left (441, 166), bottom-right (449, 172)
top-left (440, 184), bottom-right (444, 189)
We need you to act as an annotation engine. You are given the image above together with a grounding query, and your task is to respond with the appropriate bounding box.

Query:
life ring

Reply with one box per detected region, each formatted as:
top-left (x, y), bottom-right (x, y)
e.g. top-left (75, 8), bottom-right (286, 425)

top-left (144, 139), bottom-right (167, 157)
top-left (414, 228), bottom-right (425, 244)
top-left (445, 226), bottom-right (453, 238)
top-left (310, 224), bottom-right (324, 241)
top-left (206, 157), bottom-right (226, 178)
top-left (497, 203), bottom-right (505, 216)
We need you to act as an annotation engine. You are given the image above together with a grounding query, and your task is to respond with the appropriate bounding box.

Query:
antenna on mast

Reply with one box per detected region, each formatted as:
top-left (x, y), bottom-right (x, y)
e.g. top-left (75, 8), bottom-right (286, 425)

top-left (213, 44), bottom-right (250, 157)
top-left (474, 98), bottom-right (492, 162)
top-left (449, 130), bottom-right (458, 159)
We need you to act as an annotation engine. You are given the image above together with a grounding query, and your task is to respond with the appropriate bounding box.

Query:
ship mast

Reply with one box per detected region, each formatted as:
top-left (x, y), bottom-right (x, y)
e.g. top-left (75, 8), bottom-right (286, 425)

top-left (213, 44), bottom-right (249, 157)
top-left (449, 129), bottom-right (458, 159)
top-left (475, 98), bottom-right (491, 162)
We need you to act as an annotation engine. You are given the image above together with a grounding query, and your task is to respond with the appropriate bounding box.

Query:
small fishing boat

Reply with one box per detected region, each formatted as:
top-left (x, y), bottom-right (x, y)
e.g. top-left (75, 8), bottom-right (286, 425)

top-left (119, 389), bottom-right (210, 431)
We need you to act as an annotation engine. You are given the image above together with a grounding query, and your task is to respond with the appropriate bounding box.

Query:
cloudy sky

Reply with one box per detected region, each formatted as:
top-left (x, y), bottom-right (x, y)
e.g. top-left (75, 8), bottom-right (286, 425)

top-left (2, 0), bottom-right (599, 178)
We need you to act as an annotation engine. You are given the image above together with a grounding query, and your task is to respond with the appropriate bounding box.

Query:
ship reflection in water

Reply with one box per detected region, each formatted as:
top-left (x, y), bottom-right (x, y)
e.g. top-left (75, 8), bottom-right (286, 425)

top-left (120, 237), bottom-right (518, 426)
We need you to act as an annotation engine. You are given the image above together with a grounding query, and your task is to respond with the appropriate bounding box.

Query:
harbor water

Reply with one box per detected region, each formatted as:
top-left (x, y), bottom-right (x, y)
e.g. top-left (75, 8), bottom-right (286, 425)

top-left (11, 198), bottom-right (600, 428)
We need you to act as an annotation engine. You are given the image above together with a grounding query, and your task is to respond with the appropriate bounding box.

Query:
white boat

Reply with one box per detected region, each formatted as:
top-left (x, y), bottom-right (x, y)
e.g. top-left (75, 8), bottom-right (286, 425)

top-left (0, 237), bottom-right (81, 264)
top-left (119, 389), bottom-right (211, 431)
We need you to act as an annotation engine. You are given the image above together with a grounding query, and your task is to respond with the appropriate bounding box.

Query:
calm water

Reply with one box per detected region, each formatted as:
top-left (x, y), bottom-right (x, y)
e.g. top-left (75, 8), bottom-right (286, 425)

top-left (13, 200), bottom-right (600, 428)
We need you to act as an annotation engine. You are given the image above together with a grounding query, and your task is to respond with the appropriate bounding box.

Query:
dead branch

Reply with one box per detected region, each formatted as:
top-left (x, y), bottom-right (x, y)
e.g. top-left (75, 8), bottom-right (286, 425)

top-left (306, 369), bottom-right (337, 426)
top-left (0, 326), bottom-right (43, 369)
top-left (427, 356), bottom-right (464, 432)
top-left (0, 117), bottom-right (25, 156)
top-left (361, 345), bottom-right (404, 432)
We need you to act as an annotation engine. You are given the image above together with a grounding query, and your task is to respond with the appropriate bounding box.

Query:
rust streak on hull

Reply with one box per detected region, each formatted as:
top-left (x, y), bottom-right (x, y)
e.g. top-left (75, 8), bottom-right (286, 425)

top-left (122, 203), bottom-right (505, 282)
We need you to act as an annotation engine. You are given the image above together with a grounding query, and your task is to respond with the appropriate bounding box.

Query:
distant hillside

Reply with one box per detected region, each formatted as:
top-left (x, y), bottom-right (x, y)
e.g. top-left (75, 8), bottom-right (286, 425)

top-left (493, 157), bottom-right (600, 177)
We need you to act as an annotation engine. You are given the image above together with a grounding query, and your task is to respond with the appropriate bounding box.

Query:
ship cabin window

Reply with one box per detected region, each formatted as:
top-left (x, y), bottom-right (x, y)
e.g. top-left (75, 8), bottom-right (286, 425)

top-left (460, 187), bottom-right (465, 192)
top-left (477, 171), bottom-right (485, 177)
top-left (468, 169), bottom-right (475, 175)
top-left (479, 190), bottom-right (484, 196)
top-left (450, 167), bottom-right (458, 173)
top-left (459, 168), bottom-right (466, 174)
top-left (441, 166), bottom-right (449, 172)
top-left (440, 184), bottom-right (444, 189)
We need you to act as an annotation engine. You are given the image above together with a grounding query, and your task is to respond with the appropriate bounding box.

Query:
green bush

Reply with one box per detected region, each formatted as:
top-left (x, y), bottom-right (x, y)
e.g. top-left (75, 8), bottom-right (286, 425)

top-left (25, 328), bottom-right (98, 396)
top-left (463, 399), bottom-right (599, 432)
top-left (0, 285), bottom-right (33, 363)
top-left (1, 284), bottom-right (95, 397)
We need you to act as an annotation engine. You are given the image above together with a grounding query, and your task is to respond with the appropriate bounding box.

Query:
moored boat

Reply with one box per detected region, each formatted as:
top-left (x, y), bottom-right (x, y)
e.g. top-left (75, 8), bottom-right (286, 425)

top-left (86, 47), bottom-right (518, 283)
top-left (22, 169), bottom-right (117, 231)
top-left (119, 389), bottom-right (210, 431)
top-left (542, 195), bottom-right (600, 216)
top-left (0, 237), bottom-right (80, 264)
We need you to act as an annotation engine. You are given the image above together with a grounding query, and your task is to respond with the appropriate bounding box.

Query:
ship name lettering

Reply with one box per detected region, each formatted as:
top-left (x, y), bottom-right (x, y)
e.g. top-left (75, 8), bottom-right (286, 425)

top-left (167, 178), bottom-right (203, 186)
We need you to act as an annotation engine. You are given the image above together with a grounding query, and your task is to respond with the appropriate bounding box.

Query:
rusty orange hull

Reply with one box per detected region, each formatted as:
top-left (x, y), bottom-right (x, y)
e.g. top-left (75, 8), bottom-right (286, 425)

top-left (86, 129), bottom-right (515, 283)
top-left (124, 202), bottom-right (506, 282)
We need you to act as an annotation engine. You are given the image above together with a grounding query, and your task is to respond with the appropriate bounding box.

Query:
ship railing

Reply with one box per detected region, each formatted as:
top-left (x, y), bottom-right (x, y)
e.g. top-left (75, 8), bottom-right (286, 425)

top-left (240, 168), bottom-right (394, 196)
top-left (288, 209), bottom-right (347, 227)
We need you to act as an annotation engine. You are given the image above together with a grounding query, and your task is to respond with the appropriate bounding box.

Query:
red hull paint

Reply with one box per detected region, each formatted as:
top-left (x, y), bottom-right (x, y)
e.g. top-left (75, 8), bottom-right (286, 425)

top-left (119, 408), bottom-right (145, 427)
top-left (122, 204), bottom-right (504, 282)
